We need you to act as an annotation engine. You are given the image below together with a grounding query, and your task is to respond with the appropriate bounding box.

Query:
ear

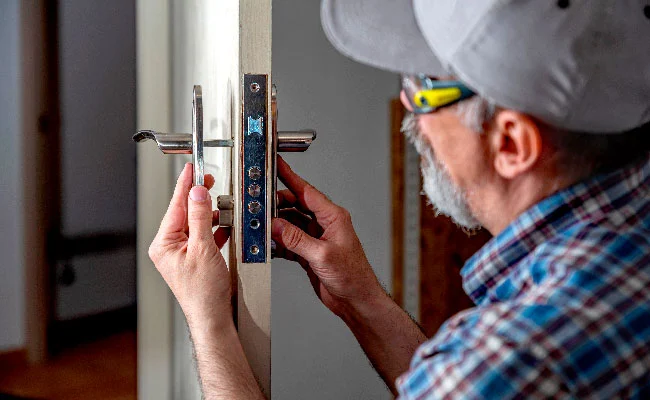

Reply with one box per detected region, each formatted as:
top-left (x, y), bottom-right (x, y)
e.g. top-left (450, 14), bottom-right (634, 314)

top-left (489, 110), bottom-right (542, 179)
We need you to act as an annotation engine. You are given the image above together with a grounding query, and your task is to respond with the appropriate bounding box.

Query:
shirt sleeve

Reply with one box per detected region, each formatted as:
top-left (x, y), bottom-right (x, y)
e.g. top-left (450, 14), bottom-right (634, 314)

top-left (396, 303), bottom-right (572, 399)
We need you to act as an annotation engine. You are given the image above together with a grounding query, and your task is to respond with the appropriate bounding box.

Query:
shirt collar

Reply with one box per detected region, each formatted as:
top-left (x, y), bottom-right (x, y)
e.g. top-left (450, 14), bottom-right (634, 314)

top-left (461, 155), bottom-right (650, 305)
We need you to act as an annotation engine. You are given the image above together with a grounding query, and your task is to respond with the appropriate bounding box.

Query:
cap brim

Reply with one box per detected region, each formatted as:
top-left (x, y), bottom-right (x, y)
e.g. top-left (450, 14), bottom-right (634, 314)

top-left (321, 0), bottom-right (445, 76)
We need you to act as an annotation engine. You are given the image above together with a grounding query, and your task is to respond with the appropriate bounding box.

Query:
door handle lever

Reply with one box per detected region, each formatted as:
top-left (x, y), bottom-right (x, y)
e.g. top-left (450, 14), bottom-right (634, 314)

top-left (133, 130), bottom-right (234, 154)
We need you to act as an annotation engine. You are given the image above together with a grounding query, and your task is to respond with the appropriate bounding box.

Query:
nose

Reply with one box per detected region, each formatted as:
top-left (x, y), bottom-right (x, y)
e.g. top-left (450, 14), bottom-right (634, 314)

top-left (400, 90), bottom-right (414, 112)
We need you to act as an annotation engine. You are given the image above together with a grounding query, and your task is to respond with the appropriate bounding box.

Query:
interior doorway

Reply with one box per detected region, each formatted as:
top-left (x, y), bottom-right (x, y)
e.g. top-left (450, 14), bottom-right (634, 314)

top-left (49, 0), bottom-right (137, 353)
top-left (0, 1), bottom-right (137, 398)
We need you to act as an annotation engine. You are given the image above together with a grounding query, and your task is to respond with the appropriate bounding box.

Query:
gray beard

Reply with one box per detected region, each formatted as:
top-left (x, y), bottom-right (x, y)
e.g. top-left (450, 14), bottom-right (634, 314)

top-left (401, 113), bottom-right (482, 230)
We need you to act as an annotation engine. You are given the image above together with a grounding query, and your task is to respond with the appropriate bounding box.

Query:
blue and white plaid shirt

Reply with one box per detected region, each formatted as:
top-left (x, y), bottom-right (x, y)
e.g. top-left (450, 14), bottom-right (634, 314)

top-left (397, 156), bottom-right (650, 399)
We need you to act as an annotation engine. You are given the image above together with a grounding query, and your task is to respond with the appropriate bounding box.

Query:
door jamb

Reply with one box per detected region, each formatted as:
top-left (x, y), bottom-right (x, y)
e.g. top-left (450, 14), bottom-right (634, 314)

top-left (21, 0), bottom-right (59, 365)
top-left (136, 0), bottom-right (174, 399)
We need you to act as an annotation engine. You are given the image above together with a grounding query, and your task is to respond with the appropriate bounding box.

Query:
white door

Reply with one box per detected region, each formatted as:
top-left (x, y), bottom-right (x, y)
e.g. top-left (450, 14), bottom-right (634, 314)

top-left (136, 0), bottom-right (272, 398)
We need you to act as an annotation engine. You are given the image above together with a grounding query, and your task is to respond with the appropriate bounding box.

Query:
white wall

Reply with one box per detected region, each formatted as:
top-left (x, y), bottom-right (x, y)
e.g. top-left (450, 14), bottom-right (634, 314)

top-left (0, 0), bottom-right (25, 352)
top-left (272, 0), bottom-right (398, 398)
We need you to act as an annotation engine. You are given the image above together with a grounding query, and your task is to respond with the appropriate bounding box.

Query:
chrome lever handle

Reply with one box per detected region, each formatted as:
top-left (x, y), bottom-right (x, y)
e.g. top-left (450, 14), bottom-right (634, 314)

top-left (132, 130), bottom-right (234, 154)
top-left (277, 130), bottom-right (317, 152)
top-left (133, 86), bottom-right (225, 187)
top-left (133, 85), bottom-right (237, 188)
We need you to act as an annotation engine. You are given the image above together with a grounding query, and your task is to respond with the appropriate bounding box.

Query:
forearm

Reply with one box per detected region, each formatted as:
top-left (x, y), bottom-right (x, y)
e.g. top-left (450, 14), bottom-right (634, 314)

top-left (339, 292), bottom-right (427, 395)
top-left (189, 312), bottom-right (265, 400)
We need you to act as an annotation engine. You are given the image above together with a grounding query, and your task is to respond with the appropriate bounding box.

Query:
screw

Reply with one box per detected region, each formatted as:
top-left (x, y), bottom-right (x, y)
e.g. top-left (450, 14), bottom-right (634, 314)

top-left (250, 245), bottom-right (260, 255)
top-left (248, 201), bottom-right (262, 214)
top-left (248, 184), bottom-right (261, 197)
top-left (248, 166), bottom-right (262, 180)
top-left (250, 82), bottom-right (260, 93)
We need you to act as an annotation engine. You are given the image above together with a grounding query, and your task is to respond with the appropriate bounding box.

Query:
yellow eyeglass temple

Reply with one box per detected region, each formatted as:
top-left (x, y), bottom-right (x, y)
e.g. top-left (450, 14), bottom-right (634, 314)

top-left (414, 87), bottom-right (463, 108)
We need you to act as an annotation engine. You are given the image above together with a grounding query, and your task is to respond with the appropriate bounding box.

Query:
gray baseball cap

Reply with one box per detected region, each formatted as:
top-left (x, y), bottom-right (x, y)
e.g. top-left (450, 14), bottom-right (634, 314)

top-left (321, 0), bottom-right (650, 133)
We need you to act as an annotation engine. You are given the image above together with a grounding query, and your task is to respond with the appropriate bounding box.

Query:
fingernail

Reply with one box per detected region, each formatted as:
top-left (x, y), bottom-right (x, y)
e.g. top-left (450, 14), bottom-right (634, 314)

top-left (190, 186), bottom-right (209, 202)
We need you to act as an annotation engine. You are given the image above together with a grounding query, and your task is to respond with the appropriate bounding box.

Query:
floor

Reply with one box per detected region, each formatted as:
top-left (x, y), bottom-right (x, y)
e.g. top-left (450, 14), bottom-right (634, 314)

top-left (0, 331), bottom-right (136, 400)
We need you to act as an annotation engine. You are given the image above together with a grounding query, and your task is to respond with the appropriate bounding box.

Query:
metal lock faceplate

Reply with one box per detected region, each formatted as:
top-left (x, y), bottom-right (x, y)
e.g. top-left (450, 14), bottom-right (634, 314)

top-left (242, 74), bottom-right (268, 263)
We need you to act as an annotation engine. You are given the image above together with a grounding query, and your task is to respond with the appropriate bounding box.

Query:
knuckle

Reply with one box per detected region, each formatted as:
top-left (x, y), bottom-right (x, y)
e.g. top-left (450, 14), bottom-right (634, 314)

top-left (338, 207), bottom-right (352, 224)
top-left (148, 242), bottom-right (160, 262)
top-left (304, 184), bottom-right (327, 204)
top-left (304, 184), bottom-right (319, 198)
top-left (188, 207), bottom-right (208, 222)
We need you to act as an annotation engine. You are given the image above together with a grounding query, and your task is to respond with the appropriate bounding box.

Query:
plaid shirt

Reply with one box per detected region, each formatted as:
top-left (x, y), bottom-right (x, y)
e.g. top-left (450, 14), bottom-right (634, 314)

top-left (396, 156), bottom-right (650, 399)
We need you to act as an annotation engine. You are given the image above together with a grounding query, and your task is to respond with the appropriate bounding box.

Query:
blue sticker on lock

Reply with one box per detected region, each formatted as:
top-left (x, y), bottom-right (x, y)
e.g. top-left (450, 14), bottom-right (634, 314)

top-left (247, 116), bottom-right (263, 136)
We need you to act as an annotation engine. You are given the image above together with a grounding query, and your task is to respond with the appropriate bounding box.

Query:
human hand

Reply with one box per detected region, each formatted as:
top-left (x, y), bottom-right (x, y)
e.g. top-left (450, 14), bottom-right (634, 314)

top-left (271, 157), bottom-right (386, 317)
top-left (148, 163), bottom-right (232, 328)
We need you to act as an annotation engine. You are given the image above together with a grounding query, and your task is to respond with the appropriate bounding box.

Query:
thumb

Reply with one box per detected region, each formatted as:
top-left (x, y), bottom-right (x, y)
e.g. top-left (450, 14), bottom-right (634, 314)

top-left (188, 186), bottom-right (214, 244)
top-left (272, 218), bottom-right (322, 261)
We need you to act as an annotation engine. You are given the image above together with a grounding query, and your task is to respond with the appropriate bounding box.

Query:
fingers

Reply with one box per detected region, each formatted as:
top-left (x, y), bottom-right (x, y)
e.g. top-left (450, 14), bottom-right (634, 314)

top-left (159, 163), bottom-right (193, 234)
top-left (204, 174), bottom-right (215, 190)
top-left (277, 157), bottom-right (340, 228)
top-left (209, 209), bottom-right (230, 248)
top-left (179, 173), bottom-right (215, 233)
top-left (187, 186), bottom-right (216, 246)
top-left (271, 217), bottom-right (323, 262)
top-left (277, 189), bottom-right (298, 208)
top-left (278, 208), bottom-right (312, 231)
top-left (278, 189), bottom-right (316, 219)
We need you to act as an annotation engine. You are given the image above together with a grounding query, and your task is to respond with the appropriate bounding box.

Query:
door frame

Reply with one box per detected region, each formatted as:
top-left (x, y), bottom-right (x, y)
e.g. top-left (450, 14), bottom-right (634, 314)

top-left (21, 0), bottom-right (59, 365)
top-left (136, 0), bottom-right (175, 399)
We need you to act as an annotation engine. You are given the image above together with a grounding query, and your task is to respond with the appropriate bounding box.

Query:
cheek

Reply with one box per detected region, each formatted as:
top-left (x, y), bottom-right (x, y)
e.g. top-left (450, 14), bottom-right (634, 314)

top-left (419, 114), bottom-right (486, 186)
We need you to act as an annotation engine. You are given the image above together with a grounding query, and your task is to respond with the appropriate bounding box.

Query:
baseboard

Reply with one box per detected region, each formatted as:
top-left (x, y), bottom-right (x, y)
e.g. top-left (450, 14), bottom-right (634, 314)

top-left (0, 348), bottom-right (27, 370)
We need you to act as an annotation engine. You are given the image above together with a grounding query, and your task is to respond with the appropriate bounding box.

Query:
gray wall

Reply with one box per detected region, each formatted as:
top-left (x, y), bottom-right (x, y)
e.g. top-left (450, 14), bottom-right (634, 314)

top-left (56, 0), bottom-right (136, 320)
top-left (0, 0), bottom-right (25, 352)
top-left (0, 0), bottom-right (136, 351)
top-left (272, 0), bottom-right (398, 398)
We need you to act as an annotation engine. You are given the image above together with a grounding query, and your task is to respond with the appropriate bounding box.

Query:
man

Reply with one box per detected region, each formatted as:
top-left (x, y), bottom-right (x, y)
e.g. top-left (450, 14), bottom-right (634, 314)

top-left (148, 0), bottom-right (650, 398)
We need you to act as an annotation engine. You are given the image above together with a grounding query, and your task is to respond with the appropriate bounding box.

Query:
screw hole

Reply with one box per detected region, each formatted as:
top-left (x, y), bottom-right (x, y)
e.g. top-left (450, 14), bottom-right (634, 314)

top-left (250, 245), bottom-right (260, 255)
top-left (250, 219), bottom-right (260, 229)
top-left (250, 82), bottom-right (260, 93)
top-left (557, 0), bottom-right (569, 9)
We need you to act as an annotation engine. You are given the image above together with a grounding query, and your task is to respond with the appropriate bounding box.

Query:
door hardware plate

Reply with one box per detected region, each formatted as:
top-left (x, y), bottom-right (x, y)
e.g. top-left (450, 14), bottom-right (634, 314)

top-left (242, 74), bottom-right (268, 263)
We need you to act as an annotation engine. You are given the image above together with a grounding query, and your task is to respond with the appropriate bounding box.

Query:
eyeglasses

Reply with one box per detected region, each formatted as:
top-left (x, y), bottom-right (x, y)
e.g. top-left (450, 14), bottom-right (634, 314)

top-left (401, 75), bottom-right (476, 114)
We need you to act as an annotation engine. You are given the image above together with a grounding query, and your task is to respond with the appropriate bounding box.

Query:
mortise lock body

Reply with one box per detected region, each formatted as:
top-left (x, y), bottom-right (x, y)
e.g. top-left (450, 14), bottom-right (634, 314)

top-left (133, 78), bottom-right (316, 263)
